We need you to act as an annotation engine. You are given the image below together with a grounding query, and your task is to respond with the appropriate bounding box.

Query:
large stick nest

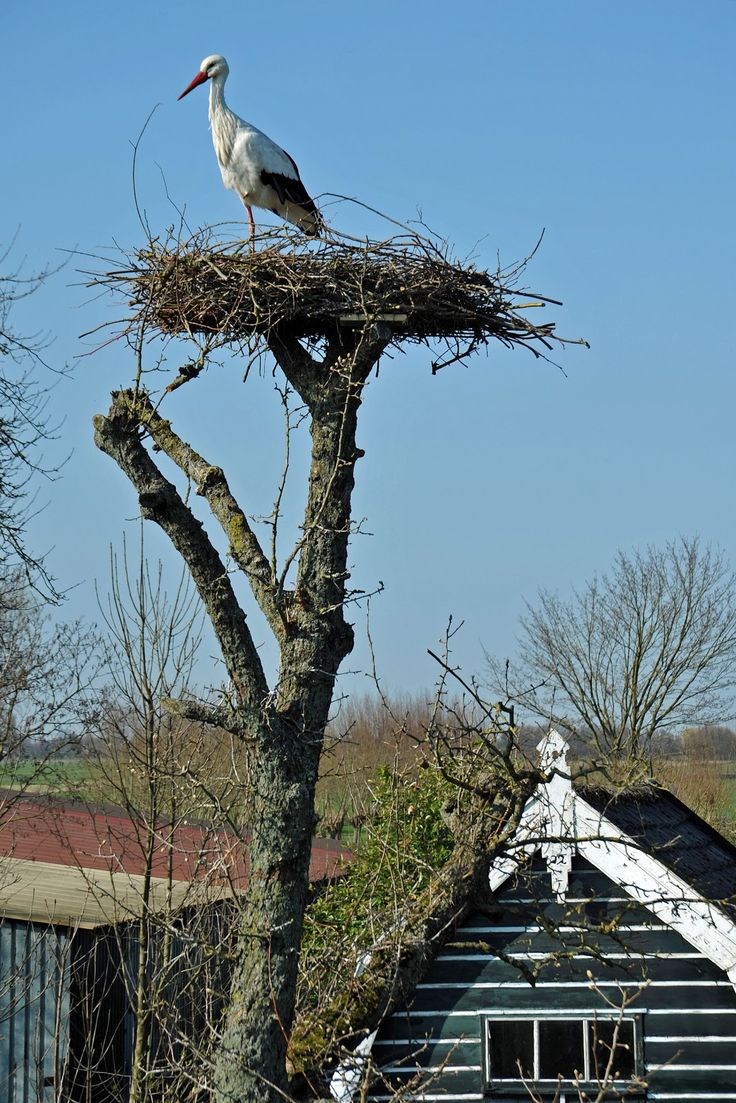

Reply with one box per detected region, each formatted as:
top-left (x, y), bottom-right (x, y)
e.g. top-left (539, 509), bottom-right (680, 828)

top-left (92, 225), bottom-right (585, 371)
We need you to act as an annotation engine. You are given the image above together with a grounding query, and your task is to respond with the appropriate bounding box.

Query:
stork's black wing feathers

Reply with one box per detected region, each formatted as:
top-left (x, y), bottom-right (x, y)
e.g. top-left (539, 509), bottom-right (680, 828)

top-left (260, 168), bottom-right (319, 216)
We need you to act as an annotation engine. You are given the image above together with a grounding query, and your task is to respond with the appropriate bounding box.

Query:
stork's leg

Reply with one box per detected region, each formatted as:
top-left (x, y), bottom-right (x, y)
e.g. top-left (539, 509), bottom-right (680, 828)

top-left (239, 193), bottom-right (257, 248)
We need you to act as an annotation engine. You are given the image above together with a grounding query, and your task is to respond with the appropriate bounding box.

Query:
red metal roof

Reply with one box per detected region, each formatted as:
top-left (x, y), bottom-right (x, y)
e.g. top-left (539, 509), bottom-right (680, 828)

top-left (0, 790), bottom-right (350, 888)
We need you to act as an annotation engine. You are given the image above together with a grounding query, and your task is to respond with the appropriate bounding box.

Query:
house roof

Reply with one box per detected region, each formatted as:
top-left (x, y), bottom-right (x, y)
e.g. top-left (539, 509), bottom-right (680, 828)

top-left (0, 790), bottom-right (349, 928)
top-left (487, 731), bottom-right (736, 972)
top-left (580, 783), bottom-right (736, 915)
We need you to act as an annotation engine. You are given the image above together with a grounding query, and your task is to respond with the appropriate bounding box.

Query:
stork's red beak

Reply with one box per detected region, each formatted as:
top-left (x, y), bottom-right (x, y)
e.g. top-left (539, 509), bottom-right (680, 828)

top-left (178, 69), bottom-right (209, 100)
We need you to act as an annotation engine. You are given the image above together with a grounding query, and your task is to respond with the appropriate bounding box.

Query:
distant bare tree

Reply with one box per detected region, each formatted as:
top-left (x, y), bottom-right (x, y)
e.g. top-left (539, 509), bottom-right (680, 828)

top-left (0, 569), bottom-right (102, 771)
top-left (488, 538), bottom-right (736, 770)
top-left (0, 240), bottom-right (105, 787)
top-left (88, 533), bottom-right (248, 824)
top-left (0, 240), bottom-right (63, 593)
top-left (682, 724), bottom-right (736, 762)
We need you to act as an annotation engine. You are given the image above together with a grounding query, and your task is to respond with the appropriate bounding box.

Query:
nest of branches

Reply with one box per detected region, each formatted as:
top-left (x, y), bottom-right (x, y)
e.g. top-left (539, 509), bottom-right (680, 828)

top-left (93, 224), bottom-right (585, 372)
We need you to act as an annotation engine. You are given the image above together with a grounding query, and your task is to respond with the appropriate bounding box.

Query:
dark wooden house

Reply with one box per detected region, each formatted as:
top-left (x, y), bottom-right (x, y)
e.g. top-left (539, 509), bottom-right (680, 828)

top-left (332, 732), bottom-right (736, 1103)
top-left (0, 791), bottom-right (348, 1103)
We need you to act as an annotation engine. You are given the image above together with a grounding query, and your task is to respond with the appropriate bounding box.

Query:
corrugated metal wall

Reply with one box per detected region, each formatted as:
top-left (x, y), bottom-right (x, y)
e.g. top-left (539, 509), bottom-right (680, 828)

top-left (0, 919), bottom-right (71, 1103)
top-left (65, 927), bottom-right (131, 1103)
top-left (0, 901), bottom-right (237, 1103)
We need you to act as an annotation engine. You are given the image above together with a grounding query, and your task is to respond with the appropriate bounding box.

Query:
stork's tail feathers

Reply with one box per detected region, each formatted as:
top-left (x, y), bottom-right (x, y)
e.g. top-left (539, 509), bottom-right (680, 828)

top-left (294, 202), bottom-right (326, 237)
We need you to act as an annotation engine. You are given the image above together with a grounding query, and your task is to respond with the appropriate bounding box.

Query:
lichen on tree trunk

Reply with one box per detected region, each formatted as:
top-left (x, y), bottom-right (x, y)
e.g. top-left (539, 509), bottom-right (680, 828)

top-left (212, 713), bottom-right (320, 1102)
top-left (94, 323), bottom-right (389, 1103)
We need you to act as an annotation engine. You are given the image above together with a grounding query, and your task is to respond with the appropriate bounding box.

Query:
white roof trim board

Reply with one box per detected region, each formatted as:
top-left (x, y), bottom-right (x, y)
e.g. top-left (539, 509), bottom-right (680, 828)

top-left (488, 730), bottom-right (736, 976)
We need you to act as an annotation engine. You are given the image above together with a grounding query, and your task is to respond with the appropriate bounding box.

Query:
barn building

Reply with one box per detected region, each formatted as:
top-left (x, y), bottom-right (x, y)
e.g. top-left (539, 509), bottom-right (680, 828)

top-left (0, 790), bottom-right (349, 1103)
top-left (333, 731), bottom-right (736, 1103)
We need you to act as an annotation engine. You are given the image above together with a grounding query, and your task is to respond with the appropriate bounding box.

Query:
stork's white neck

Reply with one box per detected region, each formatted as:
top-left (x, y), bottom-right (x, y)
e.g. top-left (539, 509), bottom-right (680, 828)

top-left (207, 73), bottom-right (239, 173)
top-left (208, 73), bottom-right (228, 120)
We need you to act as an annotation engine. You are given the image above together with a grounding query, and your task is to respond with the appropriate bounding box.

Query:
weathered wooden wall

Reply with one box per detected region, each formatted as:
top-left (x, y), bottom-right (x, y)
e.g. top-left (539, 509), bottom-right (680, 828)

top-left (369, 856), bottom-right (736, 1102)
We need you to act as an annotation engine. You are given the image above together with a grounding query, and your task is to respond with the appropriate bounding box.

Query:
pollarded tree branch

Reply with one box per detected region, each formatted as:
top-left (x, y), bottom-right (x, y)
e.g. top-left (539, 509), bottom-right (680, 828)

top-left (121, 391), bottom-right (289, 644)
top-left (89, 225), bottom-right (581, 1103)
top-left (161, 695), bottom-right (242, 733)
top-left (93, 389), bottom-right (268, 712)
top-left (296, 353), bottom-right (381, 597)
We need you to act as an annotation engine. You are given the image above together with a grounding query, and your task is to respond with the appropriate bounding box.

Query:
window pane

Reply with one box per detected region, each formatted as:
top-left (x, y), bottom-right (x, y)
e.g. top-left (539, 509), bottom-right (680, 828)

top-left (588, 1018), bottom-right (636, 1081)
top-left (538, 1020), bottom-right (585, 1080)
top-left (487, 1019), bottom-right (534, 1080)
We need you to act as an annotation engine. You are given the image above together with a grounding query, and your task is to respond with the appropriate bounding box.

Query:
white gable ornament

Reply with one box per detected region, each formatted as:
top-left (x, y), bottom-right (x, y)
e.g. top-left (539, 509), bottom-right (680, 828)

top-left (487, 729), bottom-right (736, 984)
top-left (537, 729), bottom-right (575, 901)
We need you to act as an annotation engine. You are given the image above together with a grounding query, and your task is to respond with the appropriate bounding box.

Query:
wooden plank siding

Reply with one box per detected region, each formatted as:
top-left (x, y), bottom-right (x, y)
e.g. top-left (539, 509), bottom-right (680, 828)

top-left (367, 856), bottom-right (736, 1102)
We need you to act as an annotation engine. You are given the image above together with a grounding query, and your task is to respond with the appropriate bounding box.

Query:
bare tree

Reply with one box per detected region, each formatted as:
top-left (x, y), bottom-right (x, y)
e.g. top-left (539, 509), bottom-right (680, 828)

top-left (681, 723), bottom-right (736, 762)
top-left (0, 568), bottom-right (103, 773)
top-left (92, 224), bottom-right (575, 1102)
top-left (0, 239), bottom-right (64, 594)
top-left (489, 537), bottom-right (736, 770)
top-left (73, 536), bottom-right (248, 1103)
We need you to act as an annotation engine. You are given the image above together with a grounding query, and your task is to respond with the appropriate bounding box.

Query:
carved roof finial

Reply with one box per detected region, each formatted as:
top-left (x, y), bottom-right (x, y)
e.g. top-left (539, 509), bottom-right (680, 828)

top-left (537, 728), bottom-right (570, 776)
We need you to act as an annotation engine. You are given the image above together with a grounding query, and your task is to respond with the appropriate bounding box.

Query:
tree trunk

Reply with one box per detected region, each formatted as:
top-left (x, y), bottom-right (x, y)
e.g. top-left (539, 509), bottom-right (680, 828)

top-left (94, 326), bottom-right (387, 1102)
top-left (212, 713), bottom-right (320, 1102)
top-left (212, 333), bottom-right (375, 1103)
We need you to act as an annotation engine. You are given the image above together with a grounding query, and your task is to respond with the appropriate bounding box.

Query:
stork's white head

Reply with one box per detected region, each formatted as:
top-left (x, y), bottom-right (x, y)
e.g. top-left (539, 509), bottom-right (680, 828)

top-left (178, 55), bottom-right (229, 100)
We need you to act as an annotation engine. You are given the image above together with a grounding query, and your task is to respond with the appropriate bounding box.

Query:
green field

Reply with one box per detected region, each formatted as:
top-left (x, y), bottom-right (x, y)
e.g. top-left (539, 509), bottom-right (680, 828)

top-left (0, 758), bottom-right (90, 795)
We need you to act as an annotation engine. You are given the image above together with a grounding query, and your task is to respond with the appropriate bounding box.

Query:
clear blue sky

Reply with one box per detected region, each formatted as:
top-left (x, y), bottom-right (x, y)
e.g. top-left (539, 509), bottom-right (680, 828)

top-left (5, 1), bottom-right (736, 697)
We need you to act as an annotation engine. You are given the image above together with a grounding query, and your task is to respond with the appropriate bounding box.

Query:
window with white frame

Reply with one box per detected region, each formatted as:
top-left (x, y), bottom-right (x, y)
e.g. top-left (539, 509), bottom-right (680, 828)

top-left (482, 1013), bottom-right (642, 1094)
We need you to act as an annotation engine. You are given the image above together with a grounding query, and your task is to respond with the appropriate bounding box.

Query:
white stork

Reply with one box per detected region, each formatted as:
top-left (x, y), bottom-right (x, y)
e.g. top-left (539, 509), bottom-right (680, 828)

top-left (178, 54), bottom-right (323, 241)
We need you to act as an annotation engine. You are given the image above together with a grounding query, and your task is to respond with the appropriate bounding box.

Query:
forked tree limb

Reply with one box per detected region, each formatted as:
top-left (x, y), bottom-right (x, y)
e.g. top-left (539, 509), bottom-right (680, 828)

top-left (93, 389), bottom-right (268, 713)
top-left (114, 390), bottom-right (290, 643)
top-left (265, 325), bottom-right (391, 411)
